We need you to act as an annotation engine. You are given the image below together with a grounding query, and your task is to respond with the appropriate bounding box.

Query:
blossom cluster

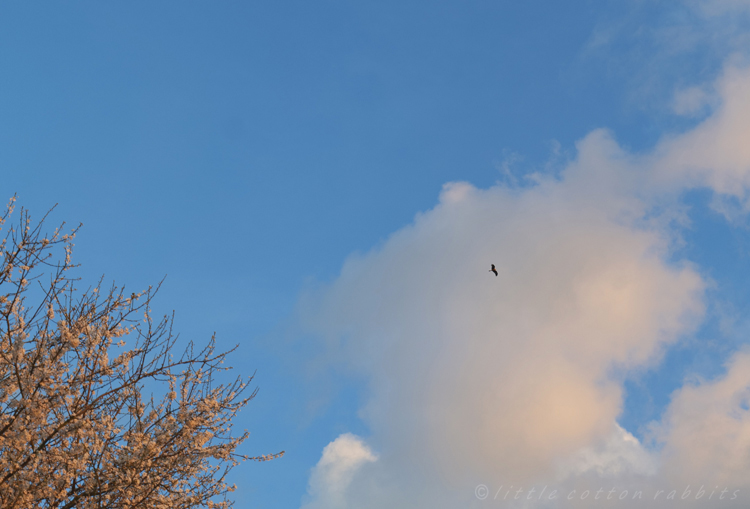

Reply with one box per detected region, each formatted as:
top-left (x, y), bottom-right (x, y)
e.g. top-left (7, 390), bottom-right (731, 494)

top-left (0, 199), bottom-right (282, 508)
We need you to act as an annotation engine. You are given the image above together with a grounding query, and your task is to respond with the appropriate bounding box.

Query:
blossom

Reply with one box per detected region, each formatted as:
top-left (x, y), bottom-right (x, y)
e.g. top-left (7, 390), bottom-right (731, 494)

top-left (0, 201), bottom-right (282, 508)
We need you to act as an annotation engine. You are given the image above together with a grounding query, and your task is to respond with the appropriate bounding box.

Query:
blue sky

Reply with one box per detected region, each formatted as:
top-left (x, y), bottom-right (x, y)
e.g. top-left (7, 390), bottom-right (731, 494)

top-left (4, 1), bottom-right (750, 507)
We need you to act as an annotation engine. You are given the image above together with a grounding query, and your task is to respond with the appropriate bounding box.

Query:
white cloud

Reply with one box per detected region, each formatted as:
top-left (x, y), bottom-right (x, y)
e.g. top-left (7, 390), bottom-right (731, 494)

top-left (563, 424), bottom-right (658, 479)
top-left (657, 350), bottom-right (750, 488)
top-left (297, 18), bottom-right (750, 509)
top-left (301, 433), bottom-right (377, 509)
top-left (297, 129), bottom-right (707, 506)
top-left (654, 66), bottom-right (750, 199)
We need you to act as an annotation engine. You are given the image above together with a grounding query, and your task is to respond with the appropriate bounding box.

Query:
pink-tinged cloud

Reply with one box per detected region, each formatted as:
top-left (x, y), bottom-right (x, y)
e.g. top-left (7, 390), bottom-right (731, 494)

top-left (298, 43), bottom-right (750, 509)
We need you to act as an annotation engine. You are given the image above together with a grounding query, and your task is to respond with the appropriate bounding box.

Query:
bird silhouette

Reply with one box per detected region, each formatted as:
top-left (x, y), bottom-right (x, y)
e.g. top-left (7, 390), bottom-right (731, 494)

top-left (489, 264), bottom-right (498, 276)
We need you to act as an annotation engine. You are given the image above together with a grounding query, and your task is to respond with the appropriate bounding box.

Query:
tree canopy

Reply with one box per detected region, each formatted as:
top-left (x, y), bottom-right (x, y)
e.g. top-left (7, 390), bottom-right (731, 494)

top-left (0, 198), bottom-right (282, 509)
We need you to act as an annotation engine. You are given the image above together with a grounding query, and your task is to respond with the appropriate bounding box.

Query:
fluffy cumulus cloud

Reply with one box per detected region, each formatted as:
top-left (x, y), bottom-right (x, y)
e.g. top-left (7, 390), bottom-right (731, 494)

top-left (301, 433), bottom-right (377, 509)
top-left (655, 66), bottom-right (750, 201)
top-left (297, 17), bottom-right (750, 509)
top-left (563, 424), bottom-right (658, 479)
top-left (657, 351), bottom-right (750, 489)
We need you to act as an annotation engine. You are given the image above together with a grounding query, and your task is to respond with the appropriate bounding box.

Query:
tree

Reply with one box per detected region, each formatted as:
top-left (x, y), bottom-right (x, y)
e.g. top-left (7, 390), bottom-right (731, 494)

top-left (0, 197), bottom-right (282, 509)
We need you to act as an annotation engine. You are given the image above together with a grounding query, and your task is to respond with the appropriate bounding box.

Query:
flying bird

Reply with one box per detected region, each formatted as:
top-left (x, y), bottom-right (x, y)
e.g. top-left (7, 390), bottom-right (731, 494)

top-left (489, 264), bottom-right (498, 276)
